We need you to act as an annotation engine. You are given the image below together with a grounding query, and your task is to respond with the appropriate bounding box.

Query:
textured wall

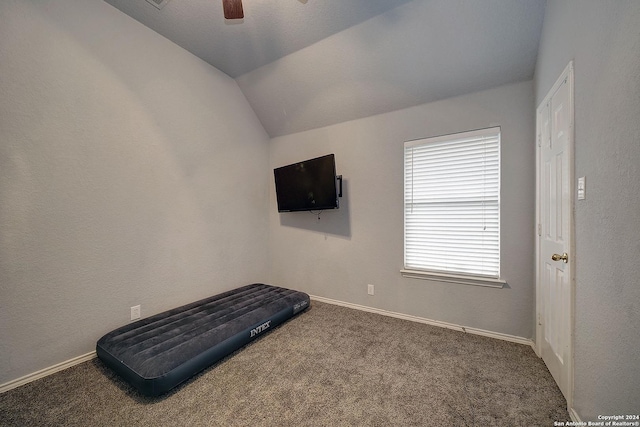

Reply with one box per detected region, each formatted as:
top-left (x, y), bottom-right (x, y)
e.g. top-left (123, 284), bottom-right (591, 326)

top-left (535, 0), bottom-right (640, 420)
top-left (0, 0), bottom-right (269, 384)
top-left (269, 81), bottom-right (536, 339)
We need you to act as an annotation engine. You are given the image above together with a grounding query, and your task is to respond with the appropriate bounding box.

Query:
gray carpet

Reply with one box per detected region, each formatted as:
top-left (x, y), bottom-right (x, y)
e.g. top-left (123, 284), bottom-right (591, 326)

top-left (0, 302), bottom-right (568, 426)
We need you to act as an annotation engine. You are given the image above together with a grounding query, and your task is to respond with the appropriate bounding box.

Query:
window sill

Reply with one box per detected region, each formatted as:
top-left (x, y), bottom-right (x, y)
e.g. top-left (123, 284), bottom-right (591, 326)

top-left (400, 269), bottom-right (506, 288)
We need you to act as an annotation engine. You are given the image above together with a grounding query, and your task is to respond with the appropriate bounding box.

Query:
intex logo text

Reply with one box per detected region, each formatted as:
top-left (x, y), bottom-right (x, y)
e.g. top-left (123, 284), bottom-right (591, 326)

top-left (250, 321), bottom-right (271, 337)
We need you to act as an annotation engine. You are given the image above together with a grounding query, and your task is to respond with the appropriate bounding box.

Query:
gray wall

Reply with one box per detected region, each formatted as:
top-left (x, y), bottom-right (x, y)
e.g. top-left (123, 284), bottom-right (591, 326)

top-left (0, 0), bottom-right (269, 384)
top-left (269, 80), bottom-right (536, 339)
top-left (534, 0), bottom-right (640, 420)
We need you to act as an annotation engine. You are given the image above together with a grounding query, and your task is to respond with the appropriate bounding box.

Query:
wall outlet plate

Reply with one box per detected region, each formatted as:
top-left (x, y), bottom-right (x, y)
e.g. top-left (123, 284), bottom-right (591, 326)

top-left (367, 284), bottom-right (374, 295)
top-left (131, 305), bottom-right (141, 321)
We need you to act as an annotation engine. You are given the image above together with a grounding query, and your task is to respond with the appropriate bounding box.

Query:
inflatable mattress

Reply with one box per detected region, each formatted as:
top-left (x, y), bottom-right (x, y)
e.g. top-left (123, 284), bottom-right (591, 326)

top-left (96, 283), bottom-right (310, 396)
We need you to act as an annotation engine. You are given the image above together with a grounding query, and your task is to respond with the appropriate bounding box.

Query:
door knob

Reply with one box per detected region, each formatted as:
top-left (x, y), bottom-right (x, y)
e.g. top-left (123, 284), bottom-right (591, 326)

top-left (551, 252), bottom-right (568, 263)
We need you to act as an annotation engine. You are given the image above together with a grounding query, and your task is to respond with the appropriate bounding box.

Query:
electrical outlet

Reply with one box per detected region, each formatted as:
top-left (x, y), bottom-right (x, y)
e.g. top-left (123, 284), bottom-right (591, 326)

top-left (131, 305), bottom-right (141, 321)
top-left (367, 284), bottom-right (374, 296)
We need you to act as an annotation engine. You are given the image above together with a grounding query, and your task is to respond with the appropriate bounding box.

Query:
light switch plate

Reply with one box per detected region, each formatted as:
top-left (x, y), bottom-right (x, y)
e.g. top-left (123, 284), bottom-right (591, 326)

top-left (578, 176), bottom-right (586, 200)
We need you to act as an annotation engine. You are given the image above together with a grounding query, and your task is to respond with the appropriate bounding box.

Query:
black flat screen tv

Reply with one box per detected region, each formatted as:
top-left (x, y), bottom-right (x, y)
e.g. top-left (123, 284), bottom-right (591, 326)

top-left (274, 154), bottom-right (339, 212)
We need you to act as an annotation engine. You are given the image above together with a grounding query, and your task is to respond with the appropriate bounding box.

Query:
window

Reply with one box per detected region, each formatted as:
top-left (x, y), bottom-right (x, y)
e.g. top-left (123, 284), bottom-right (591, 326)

top-left (402, 127), bottom-right (503, 287)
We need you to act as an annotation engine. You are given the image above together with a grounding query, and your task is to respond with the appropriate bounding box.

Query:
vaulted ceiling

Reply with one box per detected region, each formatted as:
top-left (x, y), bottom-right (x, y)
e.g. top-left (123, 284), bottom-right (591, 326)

top-left (104, 0), bottom-right (546, 137)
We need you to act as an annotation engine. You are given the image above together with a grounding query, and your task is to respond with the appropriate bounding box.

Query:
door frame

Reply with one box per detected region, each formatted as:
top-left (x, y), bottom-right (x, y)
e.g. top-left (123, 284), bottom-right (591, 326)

top-left (535, 60), bottom-right (575, 408)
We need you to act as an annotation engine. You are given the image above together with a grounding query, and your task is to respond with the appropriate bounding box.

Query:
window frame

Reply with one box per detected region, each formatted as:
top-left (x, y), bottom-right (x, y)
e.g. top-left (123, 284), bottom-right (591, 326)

top-left (401, 127), bottom-right (505, 288)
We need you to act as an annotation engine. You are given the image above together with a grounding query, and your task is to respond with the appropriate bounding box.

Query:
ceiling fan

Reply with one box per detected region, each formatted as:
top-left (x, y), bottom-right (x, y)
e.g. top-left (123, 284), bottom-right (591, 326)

top-left (222, 0), bottom-right (244, 19)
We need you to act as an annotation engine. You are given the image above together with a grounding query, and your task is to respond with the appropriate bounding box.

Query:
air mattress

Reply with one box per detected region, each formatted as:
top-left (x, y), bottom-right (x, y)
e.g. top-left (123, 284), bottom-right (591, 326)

top-left (96, 283), bottom-right (310, 396)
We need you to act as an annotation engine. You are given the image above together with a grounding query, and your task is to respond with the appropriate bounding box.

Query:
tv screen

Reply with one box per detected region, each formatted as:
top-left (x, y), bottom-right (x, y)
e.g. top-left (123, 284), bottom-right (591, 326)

top-left (274, 154), bottom-right (339, 212)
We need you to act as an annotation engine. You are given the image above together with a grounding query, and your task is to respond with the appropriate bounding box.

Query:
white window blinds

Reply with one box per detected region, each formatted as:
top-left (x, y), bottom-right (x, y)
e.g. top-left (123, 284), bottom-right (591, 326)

top-left (404, 127), bottom-right (500, 278)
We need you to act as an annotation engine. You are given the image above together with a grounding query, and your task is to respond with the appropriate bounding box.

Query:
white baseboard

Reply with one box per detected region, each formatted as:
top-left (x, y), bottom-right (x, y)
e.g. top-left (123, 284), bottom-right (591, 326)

top-left (569, 407), bottom-right (582, 423)
top-left (310, 295), bottom-right (534, 348)
top-left (1, 298), bottom-right (534, 394)
top-left (0, 351), bottom-right (96, 394)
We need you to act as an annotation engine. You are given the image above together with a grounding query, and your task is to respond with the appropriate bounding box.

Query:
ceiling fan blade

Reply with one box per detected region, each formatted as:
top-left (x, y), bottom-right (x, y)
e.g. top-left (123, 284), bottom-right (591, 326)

top-left (222, 0), bottom-right (244, 19)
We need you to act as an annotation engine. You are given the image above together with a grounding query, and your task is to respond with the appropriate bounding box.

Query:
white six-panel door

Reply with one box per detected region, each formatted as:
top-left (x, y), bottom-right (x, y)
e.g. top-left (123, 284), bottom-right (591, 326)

top-left (536, 62), bottom-right (574, 406)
